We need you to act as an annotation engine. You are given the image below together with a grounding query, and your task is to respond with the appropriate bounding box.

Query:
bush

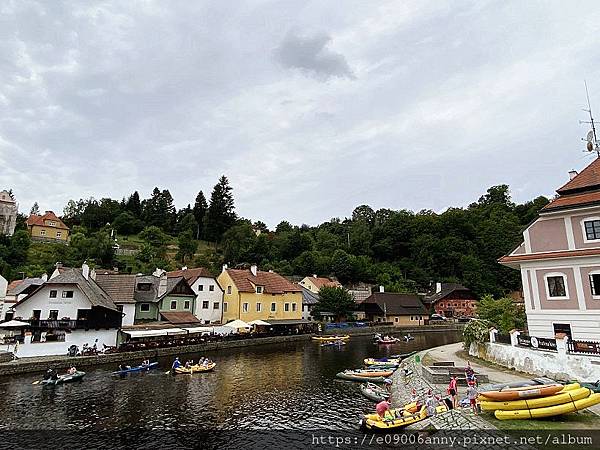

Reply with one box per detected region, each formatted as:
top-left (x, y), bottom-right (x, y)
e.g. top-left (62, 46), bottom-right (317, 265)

top-left (462, 319), bottom-right (491, 350)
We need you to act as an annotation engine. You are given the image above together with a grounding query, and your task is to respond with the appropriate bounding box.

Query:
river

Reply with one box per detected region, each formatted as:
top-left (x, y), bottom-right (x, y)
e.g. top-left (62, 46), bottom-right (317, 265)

top-left (0, 331), bottom-right (460, 448)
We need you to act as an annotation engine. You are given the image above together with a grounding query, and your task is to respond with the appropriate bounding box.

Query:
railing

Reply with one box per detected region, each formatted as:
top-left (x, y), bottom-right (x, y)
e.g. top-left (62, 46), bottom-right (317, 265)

top-left (495, 333), bottom-right (512, 345)
top-left (325, 321), bottom-right (392, 329)
top-left (567, 339), bottom-right (600, 355)
top-left (517, 334), bottom-right (557, 352)
top-left (27, 319), bottom-right (120, 330)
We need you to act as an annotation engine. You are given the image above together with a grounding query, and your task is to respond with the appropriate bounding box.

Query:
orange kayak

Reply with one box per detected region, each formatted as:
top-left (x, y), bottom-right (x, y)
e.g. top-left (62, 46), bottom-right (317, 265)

top-left (480, 384), bottom-right (563, 401)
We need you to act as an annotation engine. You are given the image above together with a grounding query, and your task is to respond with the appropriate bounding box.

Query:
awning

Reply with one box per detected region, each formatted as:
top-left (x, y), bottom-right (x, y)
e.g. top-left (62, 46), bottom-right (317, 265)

top-left (165, 328), bottom-right (187, 335)
top-left (124, 329), bottom-right (169, 338)
top-left (223, 319), bottom-right (251, 329)
top-left (248, 319), bottom-right (271, 326)
top-left (184, 327), bottom-right (214, 334)
top-left (0, 320), bottom-right (29, 328)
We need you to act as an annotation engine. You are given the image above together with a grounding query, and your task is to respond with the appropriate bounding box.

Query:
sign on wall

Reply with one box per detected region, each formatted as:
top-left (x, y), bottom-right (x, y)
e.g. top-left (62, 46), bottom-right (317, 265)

top-left (517, 334), bottom-right (557, 351)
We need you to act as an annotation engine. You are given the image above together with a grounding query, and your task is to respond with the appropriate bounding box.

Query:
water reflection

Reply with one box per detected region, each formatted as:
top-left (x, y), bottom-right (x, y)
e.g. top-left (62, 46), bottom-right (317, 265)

top-left (0, 332), bottom-right (460, 432)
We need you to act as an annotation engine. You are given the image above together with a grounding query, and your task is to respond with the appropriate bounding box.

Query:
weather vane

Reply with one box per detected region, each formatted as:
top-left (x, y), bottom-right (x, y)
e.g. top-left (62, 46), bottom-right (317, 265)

top-left (580, 80), bottom-right (600, 158)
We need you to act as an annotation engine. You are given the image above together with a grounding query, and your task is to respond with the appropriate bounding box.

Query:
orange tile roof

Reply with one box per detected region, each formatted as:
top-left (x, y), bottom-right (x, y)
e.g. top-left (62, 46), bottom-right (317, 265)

top-left (499, 248), bottom-right (600, 264)
top-left (557, 157), bottom-right (600, 194)
top-left (226, 268), bottom-right (303, 294)
top-left (26, 211), bottom-right (69, 230)
top-left (307, 276), bottom-right (342, 289)
top-left (167, 267), bottom-right (214, 284)
top-left (160, 311), bottom-right (202, 324)
top-left (542, 190), bottom-right (600, 212)
top-left (6, 280), bottom-right (23, 293)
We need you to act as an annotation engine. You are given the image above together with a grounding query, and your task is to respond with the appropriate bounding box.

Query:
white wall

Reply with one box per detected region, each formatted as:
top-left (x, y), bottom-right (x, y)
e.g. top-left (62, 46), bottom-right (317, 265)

top-left (5, 328), bottom-right (117, 358)
top-left (13, 284), bottom-right (91, 319)
top-left (192, 276), bottom-right (223, 324)
top-left (470, 341), bottom-right (600, 382)
top-left (120, 304), bottom-right (136, 326)
top-left (302, 304), bottom-right (314, 321)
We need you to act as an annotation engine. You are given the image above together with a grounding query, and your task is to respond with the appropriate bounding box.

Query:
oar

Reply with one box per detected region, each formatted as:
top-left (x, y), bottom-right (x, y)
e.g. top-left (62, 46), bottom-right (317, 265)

top-left (165, 369), bottom-right (172, 375)
top-left (32, 380), bottom-right (41, 385)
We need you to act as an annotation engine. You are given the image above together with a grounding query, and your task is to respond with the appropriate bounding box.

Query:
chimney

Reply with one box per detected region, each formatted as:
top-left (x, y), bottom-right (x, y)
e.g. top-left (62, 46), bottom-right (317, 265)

top-left (55, 262), bottom-right (63, 269)
top-left (158, 272), bottom-right (168, 297)
top-left (152, 268), bottom-right (165, 277)
top-left (90, 268), bottom-right (97, 280)
top-left (181, 266), bottom-right (188, 271)
top-left (269, 269), bottom-right (274, 273)
top-left (379, 285), bottom-right (384, 293)
top-left (250, 264), bottom-right (258, 277)
top-left (569, 170), bottom-right (578, 180)
top-left (41, 273), bottom-right (48, 282)
top-left (313, 274), bottom-right (317, 278)
top-left (82, 262), bottom-right (90, 280)
top-left (113, 267), bottom-right (119, 273)
top-left (436, 282), bottom-right (442, 293)
top-left (222, 264), bottom-right (228, 273)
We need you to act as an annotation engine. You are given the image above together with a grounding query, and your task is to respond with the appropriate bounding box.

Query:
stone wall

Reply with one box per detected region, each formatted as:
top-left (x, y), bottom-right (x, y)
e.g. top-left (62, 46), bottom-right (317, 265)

top-left (469, 341), bottom-right (600, 382)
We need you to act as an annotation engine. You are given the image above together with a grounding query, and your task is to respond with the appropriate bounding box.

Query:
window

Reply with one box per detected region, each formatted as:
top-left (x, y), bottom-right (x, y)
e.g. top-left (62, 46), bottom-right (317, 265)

top-left (271, 302), bottom-right (276, 312)
top-left (62, 290), bottom-right (74, 298)
top-left (198, 285), bottom-right (204, 291)
top-left (205, 320), bottom-right (210, 324)
top-left (546, 275), bottom-right (567, 298)
top-left (40, 229), bottom-right (46, 236)
top-left (284, 303), bottom-right (290, 312)
top-left (395, 317), bottom-right (399, 322)
top-left (140, 303), bottom-right (150, 312)
top-left (170, 300), bottom-right (177, 310)
top-left (203, 301), bottom-right (209, 309)
top-left (49, 221), bottom-right (56, 226)
top-left (256, 286), bottom-right (263, 294)
top-left (292, 303), bottom-right (297, 312)
top-left (49, 290), bottom-right (57, 298)
top-left (137, 283), bottom-right (152, 291)
top-left (49, 310), bottom-right (59, 320)
top-left (256, 302), bottom-right (262, 312)
top-left (585, 220), bottom-right (600, 241)
top-left (209, 285), bottom-right (215, 292)
top-left (590, 273), bottom-right (600, 296)
top-left (56, 231), bottom-right (62, 238)
top-left (243, 303), bottom-right (249, 313)
top-left (117, 305), bottom-right (123, 313)
top-left (553, 323), bottom-right (572, 339)
top-left (223, 302), bottom-right (228, 312)
top-left (227, 286), bottom-right (232, 294)
top-left (184, 300), bottom-right (190, 309)
top-left (32, 310), bottom-right (41, 320)
top-left (213, 302), bottom-right (219, 309)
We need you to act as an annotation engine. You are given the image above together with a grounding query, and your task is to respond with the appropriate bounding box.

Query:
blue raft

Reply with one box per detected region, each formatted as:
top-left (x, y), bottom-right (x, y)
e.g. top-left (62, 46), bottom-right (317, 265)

top-left (112, 362), bottom-right (159, 375)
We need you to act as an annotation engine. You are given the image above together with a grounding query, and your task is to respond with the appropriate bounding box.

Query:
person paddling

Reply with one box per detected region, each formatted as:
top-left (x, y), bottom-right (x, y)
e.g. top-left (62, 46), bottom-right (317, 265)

top-left (376, 400), bottom-right (392, 420)
top-left (171, 357), bottom-right (181, 372)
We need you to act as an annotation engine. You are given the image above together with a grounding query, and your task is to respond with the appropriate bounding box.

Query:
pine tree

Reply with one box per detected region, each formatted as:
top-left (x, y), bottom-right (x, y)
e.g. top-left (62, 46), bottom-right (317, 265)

top-left (125, 191), bottom-right (142, 218)
top-left (30, 202), bottom-right (40, 216)
top-left (204, 176), bottom-right (236, 242)
top-left (192, 191), bottom-right (208, 239)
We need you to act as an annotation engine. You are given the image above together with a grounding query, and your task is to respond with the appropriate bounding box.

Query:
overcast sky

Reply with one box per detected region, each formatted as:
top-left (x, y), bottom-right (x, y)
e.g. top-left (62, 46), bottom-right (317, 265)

top-left (2, 1), bottom-right (600, 227)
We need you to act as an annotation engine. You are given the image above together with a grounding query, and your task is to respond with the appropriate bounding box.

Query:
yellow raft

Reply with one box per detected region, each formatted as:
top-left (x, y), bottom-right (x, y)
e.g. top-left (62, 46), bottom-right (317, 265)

top-left (481, 387), bottom-right (589, 411)
top-left (361, 402), bottom-right (448, 431)
top-left (312, 335), bottom-right (350, 342)
top-left (494, 392), bottom-right (600, 420)
top-left (174, 363), bottom-right (216, 374)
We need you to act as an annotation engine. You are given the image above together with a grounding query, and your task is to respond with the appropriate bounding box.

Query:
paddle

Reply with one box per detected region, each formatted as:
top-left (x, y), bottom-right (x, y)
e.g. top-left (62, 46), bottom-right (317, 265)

top-left (165, 369), bottom-right (172, 375)
top-left (32, 380), bottom-right (41, 385)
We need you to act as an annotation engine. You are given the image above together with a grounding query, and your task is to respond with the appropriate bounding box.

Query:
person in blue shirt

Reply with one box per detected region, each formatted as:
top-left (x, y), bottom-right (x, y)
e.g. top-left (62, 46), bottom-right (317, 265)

top-left (172, 357), bottom-right (181, 370)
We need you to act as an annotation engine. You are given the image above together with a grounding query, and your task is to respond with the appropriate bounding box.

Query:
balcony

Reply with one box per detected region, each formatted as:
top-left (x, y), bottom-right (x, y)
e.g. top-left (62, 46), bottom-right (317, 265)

top-left (27, 319), bottom-right (120, 330)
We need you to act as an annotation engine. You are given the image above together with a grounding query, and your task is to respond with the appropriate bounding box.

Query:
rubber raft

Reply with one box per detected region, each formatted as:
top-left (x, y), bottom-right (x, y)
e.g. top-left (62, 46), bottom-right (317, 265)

top-left (112, 362), bottom-right (159, 375)
top-left (174, 363), bottom-right (216, 374)
top-left (360, 402), bottom-right (449, 431)
top-left (41, 371), bottom-right (86, 386)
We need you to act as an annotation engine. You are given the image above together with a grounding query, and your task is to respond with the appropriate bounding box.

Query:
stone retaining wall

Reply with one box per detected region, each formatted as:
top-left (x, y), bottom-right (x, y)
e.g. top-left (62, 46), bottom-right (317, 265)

top-left (322, 325), bottom-right (462, 337)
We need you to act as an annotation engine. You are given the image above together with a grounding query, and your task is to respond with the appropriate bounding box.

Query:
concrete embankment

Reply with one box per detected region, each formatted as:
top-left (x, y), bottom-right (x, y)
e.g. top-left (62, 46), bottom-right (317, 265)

top-left (0, 325), bottom-right (463, 377)
top-left (322, 324), bottom-right (463, 337)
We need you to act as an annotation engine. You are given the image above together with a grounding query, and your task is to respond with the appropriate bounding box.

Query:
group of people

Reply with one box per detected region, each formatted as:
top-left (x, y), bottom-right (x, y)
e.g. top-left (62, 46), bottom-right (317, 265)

top-left (43, 366), bottom-right (77, 380)
top-left (446, 361), bottom-right (479, 413)
top-left (171, 356), bottom-right (213, 370)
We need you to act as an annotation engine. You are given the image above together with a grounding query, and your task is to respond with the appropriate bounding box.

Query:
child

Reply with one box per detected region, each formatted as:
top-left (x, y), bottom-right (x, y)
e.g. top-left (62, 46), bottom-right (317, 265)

top-left (466, 381), bottom-right (478, 414)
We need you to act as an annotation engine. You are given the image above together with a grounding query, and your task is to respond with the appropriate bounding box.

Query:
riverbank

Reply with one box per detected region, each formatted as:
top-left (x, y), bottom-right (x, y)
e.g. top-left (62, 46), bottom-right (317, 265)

top-left (0, 325), bottom-right (463, 377)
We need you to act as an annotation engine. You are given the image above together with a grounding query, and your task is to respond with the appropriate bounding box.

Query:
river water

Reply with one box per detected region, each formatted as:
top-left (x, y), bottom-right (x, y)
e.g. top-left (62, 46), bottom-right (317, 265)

top-left (0, 332), bottom-right (459, 448)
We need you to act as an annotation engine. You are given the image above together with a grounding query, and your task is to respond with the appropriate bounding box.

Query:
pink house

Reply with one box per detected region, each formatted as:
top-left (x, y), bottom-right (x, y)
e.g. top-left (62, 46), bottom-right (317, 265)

top-left (500, 157), bottom-right (600, 340)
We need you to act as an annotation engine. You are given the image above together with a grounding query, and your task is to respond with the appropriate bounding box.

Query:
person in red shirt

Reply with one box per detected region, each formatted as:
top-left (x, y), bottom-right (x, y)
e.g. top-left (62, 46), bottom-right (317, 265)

top-left (447, 375), bottom-right (458, 408)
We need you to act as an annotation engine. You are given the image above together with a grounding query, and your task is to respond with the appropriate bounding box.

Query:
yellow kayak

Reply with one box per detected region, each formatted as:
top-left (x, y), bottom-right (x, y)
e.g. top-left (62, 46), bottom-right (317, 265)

top-left (494, 392), bottom-right (600, 420)
top-left (174, 363), bottom-right (216, 374)
top-left (364, 358), bottom-right (400, 366)
top-left (312, 335), bottom-right (350, 341)
top-left (360, 403), bottom-right (448, 431)
top-left (481, 387), bottom-right (590, 411)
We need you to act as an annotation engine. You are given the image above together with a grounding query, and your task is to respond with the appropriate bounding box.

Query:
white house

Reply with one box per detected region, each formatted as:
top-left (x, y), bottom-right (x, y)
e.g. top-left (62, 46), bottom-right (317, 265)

top-left (1, 275), bottom-right (47, 321)
top-left (500, 157), bottom-right (600, 341)
top-left (0, 274), bottom-right (7, 322)
top-left (9, 264), bottom-right (122, 357)
top-left (300, 286), bottom-right (319, 321)
top-left (167, 267), bottom-right (223, 324)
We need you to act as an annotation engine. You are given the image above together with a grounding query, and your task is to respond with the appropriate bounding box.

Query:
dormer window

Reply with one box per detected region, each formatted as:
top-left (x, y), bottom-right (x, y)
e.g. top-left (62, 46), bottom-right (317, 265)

top-left (137, 283), bottom-right (152, 291)
top-left (256, 286), bottom-right (263, 294)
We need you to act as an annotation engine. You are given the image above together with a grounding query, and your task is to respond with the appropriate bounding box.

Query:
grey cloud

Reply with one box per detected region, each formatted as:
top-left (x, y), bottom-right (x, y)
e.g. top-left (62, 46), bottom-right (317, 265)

top-left (274, 30), bottom-right (354, 80)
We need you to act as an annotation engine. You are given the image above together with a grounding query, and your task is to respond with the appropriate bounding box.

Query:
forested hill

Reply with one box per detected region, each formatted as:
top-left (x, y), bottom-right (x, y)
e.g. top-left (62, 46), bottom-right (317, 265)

top-left (0, 177), bottom-right (549, 297)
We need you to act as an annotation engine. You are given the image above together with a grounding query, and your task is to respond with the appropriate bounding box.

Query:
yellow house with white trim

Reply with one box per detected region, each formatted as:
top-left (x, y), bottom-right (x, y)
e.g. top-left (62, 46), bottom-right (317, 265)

top-left (217, 265), bottom-right (303, 323)
top-left (26, 211), bottom-right (70, 243)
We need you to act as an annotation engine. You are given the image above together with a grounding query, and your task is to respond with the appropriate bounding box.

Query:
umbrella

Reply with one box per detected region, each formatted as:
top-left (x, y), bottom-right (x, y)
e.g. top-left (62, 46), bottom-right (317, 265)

top-left (0, 320), bottom-right (29, 328)
top-left (223, 319), bottom-right (251, 329)
top-left (248, 319), bottom-right (271, 326)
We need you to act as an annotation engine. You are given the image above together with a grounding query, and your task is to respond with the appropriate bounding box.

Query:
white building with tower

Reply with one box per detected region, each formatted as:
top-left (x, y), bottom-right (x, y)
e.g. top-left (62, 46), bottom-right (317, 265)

top-left (0, 190), bottom-right (18, 236)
